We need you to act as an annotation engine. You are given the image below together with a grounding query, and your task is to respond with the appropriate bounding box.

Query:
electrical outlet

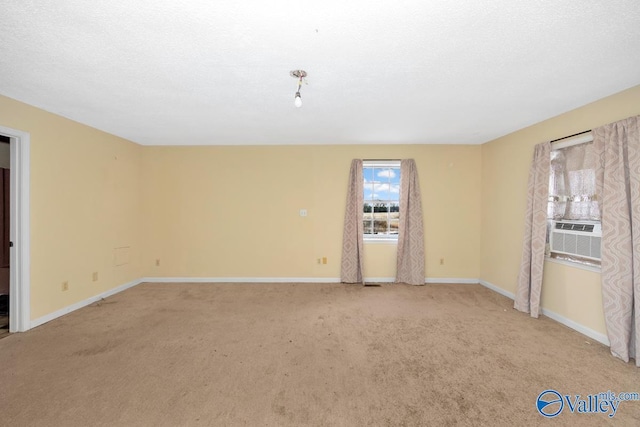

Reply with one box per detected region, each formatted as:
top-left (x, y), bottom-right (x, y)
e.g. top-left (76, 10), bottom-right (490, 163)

top-left (322, 257), bottom-right (327, 265)
top-left (440, 258), bottom-right (445, 265)
top-left (155, 259), bottom-right (160, 267)
top-left (62, 281), bottom-right (69, 291)
top-left (92, 272), bottom-right (98, 282)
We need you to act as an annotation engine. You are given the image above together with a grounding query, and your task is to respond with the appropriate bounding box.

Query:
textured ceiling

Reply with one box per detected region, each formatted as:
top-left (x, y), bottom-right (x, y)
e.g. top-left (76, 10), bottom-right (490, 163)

top-left (1, 1), bottom-right (640, 146)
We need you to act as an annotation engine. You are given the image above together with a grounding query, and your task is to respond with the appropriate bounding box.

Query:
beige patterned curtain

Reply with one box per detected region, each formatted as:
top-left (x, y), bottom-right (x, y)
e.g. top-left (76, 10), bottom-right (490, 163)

top-left (340, 159), bottom-right (365, 283)
top-left (593, 115), bottom-right (640, 366)
top-left (396, 159), bottom-right (425, 285)
top-left (514, 142), bottom-right (550, 318)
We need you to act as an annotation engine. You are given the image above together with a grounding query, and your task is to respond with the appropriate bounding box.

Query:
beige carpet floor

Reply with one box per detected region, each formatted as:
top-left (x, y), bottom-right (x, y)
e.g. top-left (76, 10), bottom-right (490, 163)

top-left (0, 282), bottom-right (639, 426)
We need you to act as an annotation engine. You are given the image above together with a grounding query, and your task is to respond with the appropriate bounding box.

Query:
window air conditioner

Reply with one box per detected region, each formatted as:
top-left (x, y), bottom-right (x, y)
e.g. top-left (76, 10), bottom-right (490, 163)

top-left (550, 220), bottom-right (602, 261)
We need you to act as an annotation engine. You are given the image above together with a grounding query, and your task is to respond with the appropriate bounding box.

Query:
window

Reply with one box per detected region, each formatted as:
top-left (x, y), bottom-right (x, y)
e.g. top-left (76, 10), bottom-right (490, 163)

top-left (548, 142), bottom-right (599, 221)
top-left (363, 161), bottom-right (400, 240)
top-left (547, 142), bottom-right (601, 267)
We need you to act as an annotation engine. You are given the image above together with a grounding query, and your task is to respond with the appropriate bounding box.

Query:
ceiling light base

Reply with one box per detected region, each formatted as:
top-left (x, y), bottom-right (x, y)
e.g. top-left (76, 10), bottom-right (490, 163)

top-left (290, 70), bottom-right (307, 78)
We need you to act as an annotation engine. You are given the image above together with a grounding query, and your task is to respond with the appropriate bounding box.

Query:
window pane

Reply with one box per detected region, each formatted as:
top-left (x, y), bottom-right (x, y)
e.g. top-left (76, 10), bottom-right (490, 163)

top-left (363, 167), bottom-right (374, 199)
top-left (363, 211), bottom-right (373, 231)
top-left (389, 219), bottom-right (399, 235)
top-left (374, 218), bottom-right (388, 234)
top-left (375, 183), bottom-right (390, 200)
top-left (373, 203), bottom-right (387, 213)
top-left (388, 169), bottom-right (400, 201)
top-left (364, 181), bottom-right (374, 200)
top-left (363, 220), bottom-right (373, 234)
top-left (363, 167), bottom-right (374, 183)
top-left (376, 168), bottom-right (397, 181)
top-left (551, 142), bottom-right (599, 221)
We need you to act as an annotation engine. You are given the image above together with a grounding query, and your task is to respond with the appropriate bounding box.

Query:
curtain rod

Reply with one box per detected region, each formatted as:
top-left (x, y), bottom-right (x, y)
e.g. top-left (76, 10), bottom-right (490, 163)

top-left (362, 159), bottom-right (400, 161)
top-left (550, 130), bottom-right (592, 143)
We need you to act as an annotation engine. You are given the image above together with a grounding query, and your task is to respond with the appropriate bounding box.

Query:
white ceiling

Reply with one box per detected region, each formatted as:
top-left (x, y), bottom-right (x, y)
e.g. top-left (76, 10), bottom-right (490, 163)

top-left (1, 1), bottom-right (640, 146)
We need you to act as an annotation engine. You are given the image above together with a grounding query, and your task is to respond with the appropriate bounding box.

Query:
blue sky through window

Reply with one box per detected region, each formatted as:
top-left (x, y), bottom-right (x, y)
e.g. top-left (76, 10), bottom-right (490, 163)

top-left (363, 167), bottom-right (400, 201)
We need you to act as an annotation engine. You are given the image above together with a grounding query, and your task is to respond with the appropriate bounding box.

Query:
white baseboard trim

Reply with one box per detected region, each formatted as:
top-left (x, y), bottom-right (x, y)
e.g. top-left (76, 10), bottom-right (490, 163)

top-left (141, 277), bottom-right (480, 285)
top-left (30, 278), bottom-right (143, 329)
top-left (478, 279), bottom-right (609, 346)
top-left (364, 277), bottom-right (395, 283)
top-left (540, 307), bottom-right (610, 346)
top-left (426, 278), bottom-right (479, 284)
top-left (478, 279), bottom-right (515, 299)
top-left (140, 277), bottom-right (343, 283)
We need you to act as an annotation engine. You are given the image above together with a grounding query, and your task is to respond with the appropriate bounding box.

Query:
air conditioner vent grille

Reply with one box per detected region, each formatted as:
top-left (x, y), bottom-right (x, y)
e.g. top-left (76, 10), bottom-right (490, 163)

top-left (550, 221), bottom-right (601, 261)
top-left (555, 222), bottom-right (595, 232)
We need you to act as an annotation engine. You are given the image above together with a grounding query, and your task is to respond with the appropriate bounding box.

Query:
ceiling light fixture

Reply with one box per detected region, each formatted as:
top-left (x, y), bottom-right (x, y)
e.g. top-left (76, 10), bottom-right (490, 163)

top-left (290, 70), bottom-right (307, 108)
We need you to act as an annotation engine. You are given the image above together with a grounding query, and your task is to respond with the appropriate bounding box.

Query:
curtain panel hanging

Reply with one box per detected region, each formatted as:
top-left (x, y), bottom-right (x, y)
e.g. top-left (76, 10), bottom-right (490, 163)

top-left (340, 159), bottom-right (365, 283)
top-left (395, 159), bottom-right (425, 285)
top-left (514, 141), bottom-right (550, 318)
top-left (593, 115), bottom-right (640, 366)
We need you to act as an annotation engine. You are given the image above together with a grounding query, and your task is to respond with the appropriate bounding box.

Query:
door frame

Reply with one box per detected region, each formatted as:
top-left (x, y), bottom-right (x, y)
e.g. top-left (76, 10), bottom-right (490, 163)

top-left (0, 125), bottom-right (30, 332)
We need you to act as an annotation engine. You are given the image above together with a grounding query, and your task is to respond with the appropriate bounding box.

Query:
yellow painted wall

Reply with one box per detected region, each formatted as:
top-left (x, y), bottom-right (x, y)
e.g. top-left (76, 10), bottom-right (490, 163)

top-left (480, 84), bottom-right (640, 335)
top-left (141, 144), bottom-right (482, 280)
top-left (0, 95), bottom-right (143, 320)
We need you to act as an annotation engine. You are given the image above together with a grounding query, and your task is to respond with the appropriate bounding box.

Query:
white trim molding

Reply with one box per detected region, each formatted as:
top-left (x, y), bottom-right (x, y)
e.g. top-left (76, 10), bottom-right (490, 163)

top-left (363, 239), bottom-right (398, 245)
top-left (425, 278), bottom-right (479, 284)
top-left (478, 279), bottom-right (515, 299)
top-left (140, 277), bottom-right (343, 284)
top-left (478, 280), bottom-right (609, 346)
top-left (540, 306), bottom-right (609, 346)
top-left (141, 276), bottom-right (480, 285)
top-left (0, 125), bottom-right (31, 332)
top-left (30, 278), bottom-right (143, 329)
top-left (364, 277), bottom-right (395, 283)
top-left (545, 257), bottom-right (601, 274)
top-left (551, 132), bottom-right (593, 151)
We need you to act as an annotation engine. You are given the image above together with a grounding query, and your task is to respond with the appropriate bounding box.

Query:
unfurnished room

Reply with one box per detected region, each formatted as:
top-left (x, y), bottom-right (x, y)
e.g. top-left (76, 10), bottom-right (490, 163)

top-left (1, 1), bottom-right (640, 426)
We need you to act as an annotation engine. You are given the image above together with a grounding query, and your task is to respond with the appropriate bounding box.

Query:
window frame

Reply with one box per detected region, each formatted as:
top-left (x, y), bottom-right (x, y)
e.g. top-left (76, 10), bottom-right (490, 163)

top-left (362, 160), bottom-right (401, 243)
top-left (546, 141), bottom-right (601, 269)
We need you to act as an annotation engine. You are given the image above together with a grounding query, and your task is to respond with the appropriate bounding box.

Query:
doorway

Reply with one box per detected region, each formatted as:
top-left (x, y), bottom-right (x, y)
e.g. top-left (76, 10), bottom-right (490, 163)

top-left (0, 125), bottom-right (30, 334)
top-left (0, 135), bottom-right (8, 337)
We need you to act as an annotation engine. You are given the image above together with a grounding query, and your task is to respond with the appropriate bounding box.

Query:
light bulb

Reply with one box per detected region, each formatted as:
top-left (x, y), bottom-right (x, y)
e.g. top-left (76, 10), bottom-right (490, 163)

top-left (294, 92), bottom-right (302, 108)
